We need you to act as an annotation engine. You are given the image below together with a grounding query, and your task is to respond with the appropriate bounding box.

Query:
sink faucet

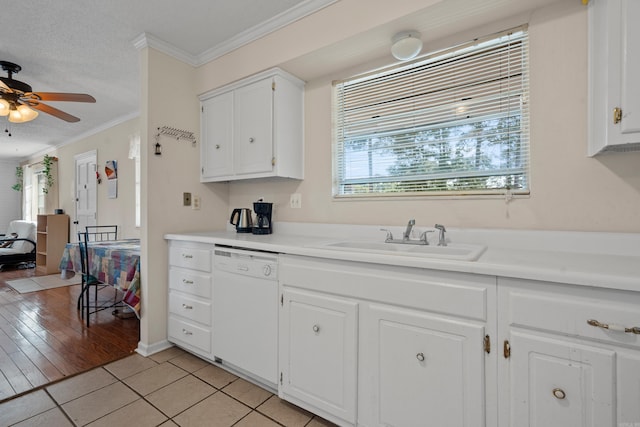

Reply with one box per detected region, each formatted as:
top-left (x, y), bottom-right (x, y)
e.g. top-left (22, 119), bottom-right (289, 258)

top-left (435, 224), bottom-right (447, 246)
top-left (403, 219), bottom-right (415, 241)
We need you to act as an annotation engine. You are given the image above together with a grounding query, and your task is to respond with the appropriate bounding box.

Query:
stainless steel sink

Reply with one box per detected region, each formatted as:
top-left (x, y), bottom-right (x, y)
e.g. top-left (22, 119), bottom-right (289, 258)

top-left (312, 241), bottom-right (486, 261)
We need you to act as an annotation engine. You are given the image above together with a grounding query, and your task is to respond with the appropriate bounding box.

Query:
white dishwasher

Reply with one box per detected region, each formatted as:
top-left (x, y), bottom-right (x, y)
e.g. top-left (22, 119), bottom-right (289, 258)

top-left (213, 246), bottom-right (278, 387)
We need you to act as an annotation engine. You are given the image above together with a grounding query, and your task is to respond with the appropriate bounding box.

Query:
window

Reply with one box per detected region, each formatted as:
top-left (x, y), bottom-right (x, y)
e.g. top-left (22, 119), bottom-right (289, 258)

top-left (128, 134), bottom-right (141, 228)
top-left (333, 27), bottom-right (529, 197)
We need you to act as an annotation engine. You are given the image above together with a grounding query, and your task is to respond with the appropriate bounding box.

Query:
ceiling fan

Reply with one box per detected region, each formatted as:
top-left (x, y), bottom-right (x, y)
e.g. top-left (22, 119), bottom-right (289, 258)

top-left (0, 60), bottom-right (95, 123)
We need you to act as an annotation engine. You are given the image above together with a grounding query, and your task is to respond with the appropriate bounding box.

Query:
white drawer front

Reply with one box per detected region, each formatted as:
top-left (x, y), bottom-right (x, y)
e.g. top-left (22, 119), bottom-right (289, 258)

top-left (169, 292), bottom-right (211, 326)
top-left (504, 279), bottom-right (640, 348)
top-left (168, 315), bottom-right (211, 354)
top-left (169, 245), bottom-right (211, 272)
top-left (169, 268), bottom-right (211, 299)
top-left (280, 255), bottom-right (491, 321)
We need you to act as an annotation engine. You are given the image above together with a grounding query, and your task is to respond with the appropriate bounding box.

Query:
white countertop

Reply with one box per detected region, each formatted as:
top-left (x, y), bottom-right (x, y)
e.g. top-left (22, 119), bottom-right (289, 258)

top-left (165, 222), bottom-right (640, 292)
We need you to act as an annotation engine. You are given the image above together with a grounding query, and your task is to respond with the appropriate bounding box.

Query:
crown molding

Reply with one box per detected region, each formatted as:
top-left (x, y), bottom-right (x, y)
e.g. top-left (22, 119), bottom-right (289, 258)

top-left (132, 0), bottom-right (338, 67)
top-left (132, 33), bottom-right (199, 66)
top-left (196, 0), bottom-right (338, 65)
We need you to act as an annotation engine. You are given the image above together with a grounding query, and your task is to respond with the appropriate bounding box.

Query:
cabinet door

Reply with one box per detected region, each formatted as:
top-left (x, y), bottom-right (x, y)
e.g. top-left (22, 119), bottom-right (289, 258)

top-left (234, 78), bottom-right (273, 175)
top-left (360, 304), bottom-right (486, 427)
top-left (589, 0), bottom-right (640, 154)
top-left (508, 330), bottom-right (615, 427)
top-left (279, 288), bottom-right (358, 425)
top-left (201, 91), bottom-right (234, 180)
top-left (617, 350), bottom-right (640, 425)
top-left (619, 0), bottom-right (640, 137)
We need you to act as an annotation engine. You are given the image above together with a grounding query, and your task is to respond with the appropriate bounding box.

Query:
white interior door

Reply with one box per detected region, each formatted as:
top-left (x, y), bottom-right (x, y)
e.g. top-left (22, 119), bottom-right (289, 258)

top-left (74, 151), bottom-right (97, 239)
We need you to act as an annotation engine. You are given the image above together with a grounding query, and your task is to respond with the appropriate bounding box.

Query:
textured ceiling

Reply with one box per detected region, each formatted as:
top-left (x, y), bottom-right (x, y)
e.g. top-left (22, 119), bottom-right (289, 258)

top-left (0, 0), bottom-right (333, 161)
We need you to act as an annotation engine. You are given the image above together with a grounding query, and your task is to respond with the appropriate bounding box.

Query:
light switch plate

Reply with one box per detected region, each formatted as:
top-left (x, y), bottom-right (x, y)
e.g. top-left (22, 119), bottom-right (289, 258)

top-left (183, 192), bottom-right (191, 206)
top-left (192, 195), bottom-right (201, 210)
top-left (290, 193), bottom-right (302, 209)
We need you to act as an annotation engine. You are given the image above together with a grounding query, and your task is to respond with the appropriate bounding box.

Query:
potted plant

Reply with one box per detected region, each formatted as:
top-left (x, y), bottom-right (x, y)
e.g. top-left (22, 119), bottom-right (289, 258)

top-left (11, 166), bottom-right (23, 192)
top-left (42, 154), bottom-right (56, 194)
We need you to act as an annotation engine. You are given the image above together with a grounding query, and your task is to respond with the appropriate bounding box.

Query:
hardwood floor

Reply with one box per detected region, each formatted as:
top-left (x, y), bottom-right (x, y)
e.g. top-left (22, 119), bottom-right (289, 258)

top-left (0, 265), bottom-right (139, 403)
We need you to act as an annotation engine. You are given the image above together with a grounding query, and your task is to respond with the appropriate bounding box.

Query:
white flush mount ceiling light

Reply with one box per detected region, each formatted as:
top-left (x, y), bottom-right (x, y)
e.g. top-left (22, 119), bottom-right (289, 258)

top-left (391, 31), bottom-right (423, 61)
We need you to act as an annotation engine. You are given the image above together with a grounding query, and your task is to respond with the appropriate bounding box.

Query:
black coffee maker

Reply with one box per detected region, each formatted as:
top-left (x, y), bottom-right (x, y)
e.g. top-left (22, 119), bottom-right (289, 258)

top-left (252, 200), bottom-right (273, 235)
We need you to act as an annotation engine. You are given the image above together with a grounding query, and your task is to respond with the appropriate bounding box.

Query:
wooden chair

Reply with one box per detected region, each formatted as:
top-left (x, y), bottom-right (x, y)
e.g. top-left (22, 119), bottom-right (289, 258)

top-left (77, 227), bottom-right (119, 327)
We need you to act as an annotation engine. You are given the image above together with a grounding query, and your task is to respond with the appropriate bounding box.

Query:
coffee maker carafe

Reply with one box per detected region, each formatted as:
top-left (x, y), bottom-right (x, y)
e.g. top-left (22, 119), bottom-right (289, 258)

top-left (252, 200), bottom-right (273, 235)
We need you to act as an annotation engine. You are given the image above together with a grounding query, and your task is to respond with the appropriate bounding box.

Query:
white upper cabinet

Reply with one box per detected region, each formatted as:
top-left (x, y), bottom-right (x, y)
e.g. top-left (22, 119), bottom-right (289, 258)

top-left (201, 91), bottom-right (234, 180)
top-left (588, 0), bottom-right (640, 155)
top-left (199, 68), bottom-right (305, 181)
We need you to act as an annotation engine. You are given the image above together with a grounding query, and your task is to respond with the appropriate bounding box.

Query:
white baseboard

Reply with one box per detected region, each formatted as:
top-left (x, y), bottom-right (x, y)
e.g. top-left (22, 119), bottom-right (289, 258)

top-left (135, 339), bottom-right (173, 357)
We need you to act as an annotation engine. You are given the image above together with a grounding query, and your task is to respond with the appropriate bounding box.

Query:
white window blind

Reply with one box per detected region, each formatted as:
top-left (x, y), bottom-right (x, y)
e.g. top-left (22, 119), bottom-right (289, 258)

top-left (333, 27), bottom-right (530, 197)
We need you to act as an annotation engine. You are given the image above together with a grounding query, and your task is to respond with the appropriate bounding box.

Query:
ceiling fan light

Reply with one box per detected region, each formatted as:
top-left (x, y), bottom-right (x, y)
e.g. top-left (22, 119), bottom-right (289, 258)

top-left (17, 104), bottom-right (38, 122)
top-left (0, 98), bottom-right (9, 116)
top-left (391, 31), bottom-right (423, 61)
top-left (8, 106), bottom-right (23, 123)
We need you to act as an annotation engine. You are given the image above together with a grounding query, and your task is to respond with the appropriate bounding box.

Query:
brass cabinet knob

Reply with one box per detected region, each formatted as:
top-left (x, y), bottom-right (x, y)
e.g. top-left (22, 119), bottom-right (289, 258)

top-left (312, 324), bottom-right (320, 333)
top-left (416, 352), bottom-right (425, 362)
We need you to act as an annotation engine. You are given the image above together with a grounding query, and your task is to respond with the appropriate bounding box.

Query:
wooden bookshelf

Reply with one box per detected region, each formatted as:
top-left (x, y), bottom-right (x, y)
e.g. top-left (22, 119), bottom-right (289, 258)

top-left (36, 214), bottom-right (69, 274)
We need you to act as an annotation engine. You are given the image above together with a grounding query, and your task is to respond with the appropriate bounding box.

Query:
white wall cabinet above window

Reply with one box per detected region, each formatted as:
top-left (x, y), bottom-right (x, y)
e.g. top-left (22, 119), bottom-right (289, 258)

top-left (199, 68), bottom-right (305, 182)
top-left (588, 0), bottom-right (640, 155)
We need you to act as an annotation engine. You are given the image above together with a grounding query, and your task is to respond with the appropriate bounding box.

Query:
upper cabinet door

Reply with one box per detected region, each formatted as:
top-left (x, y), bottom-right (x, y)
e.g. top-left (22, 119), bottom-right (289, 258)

top-left (233, 78), bottom-right (274, 175)
top-left (201, 91), bottom-right (234, 180)
top-left (620, 0), bottom-right (640, 136)
top-left (588, 0), bottom-right (640, 155)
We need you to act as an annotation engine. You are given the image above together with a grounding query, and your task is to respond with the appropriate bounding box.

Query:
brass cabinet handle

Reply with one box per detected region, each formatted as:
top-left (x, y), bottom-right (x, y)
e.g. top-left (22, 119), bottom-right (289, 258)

top-left (182, 329), bottom-right (193, 336)
top-left (182, 279), bottom-right (194, 284)
top-left (182, 304), bottom-right (193, 310)
top-left (587, 319), bottom-right (640, 334)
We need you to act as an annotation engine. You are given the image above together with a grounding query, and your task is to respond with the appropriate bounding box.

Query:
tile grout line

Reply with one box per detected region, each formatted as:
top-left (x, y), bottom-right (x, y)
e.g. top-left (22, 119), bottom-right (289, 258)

top-left (5, 350), bottom-right (331, 427)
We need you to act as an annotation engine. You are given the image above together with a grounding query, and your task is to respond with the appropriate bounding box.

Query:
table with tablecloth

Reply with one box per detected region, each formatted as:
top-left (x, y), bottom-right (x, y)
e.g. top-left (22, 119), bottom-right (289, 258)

top-left (59, 239), bottom-right (141, 317)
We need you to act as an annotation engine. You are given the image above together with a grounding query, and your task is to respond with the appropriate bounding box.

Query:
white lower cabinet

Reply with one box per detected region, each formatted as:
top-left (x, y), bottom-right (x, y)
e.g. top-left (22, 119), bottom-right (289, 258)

top-left (359, 304), bottom-right (486, 427)
top-left (279, 288), bottom-right (358, 425)
top-left (278, 254), bottom-right (495, 427)
top-left (507, 330), bottom-right (615, 427)
top-left (164, 240), bottom-right (640, 427)
top-left (167, 241), bottom-right (213, 360)
top-left (499, 278), bottom-right (640, 427)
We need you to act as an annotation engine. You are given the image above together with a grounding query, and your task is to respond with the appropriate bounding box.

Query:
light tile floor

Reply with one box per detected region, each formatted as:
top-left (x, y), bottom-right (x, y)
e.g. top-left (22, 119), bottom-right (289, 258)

top-left (0, 347), bottom-right (337, 427)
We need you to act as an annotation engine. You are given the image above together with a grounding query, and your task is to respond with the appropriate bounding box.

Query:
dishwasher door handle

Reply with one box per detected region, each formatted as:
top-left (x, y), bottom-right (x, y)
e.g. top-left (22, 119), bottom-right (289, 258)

top-left (237, 264), bottom-right (249, 272)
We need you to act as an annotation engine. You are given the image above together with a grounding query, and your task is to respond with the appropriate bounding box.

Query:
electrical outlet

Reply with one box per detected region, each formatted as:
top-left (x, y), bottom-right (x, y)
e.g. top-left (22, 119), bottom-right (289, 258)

top-left (290, 193), bottom-right (302, 209)
top-left (192, 195), bottom-right (201, 210)
top-left (183, 192), bottom-right (191, 206)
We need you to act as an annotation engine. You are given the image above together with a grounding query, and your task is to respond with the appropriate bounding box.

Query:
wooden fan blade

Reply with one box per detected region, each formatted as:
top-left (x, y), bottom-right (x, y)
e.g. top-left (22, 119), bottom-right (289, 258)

top-left (32, 92), bottom-right (96, 103)
top-left (30, 102), bottom-right (81, 122)
top-left (0, 78), bottom-right (11, 91)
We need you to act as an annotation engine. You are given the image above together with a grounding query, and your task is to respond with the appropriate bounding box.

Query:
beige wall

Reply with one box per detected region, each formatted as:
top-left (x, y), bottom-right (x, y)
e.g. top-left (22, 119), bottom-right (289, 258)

top-left (49, 118), bottom-right (141, 239)
top-left (198, 0), bottom-right (640, 233)
top-left (140, 48), bottom-right (229, 349)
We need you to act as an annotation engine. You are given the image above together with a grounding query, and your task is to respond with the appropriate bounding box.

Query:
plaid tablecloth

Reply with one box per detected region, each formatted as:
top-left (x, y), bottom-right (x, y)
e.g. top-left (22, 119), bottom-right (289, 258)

top-left (59, 239), bottom-right (141, 317)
